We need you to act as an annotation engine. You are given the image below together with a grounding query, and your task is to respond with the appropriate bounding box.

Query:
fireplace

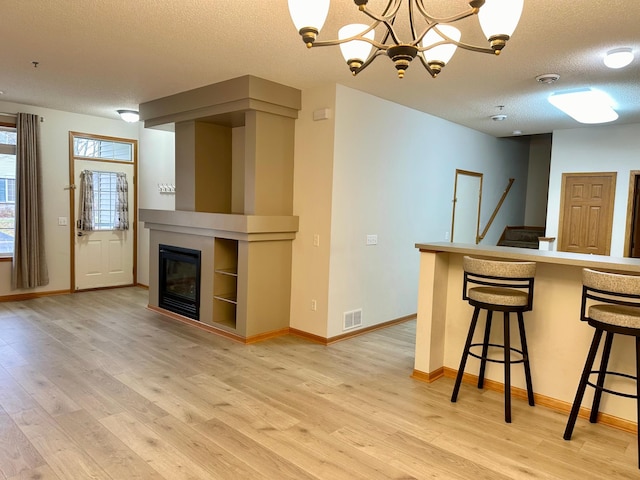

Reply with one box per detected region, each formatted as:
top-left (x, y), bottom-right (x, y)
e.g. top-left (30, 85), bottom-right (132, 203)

top-left (158, 244), bottom-right (201, 320)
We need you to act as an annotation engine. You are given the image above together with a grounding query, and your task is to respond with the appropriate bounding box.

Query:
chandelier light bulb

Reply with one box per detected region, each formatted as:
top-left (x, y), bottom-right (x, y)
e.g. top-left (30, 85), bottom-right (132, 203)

top-left (604, 48), bottom-right (634, 69)
top-left (478, 0), bottom-right (524, 47)
top-left (288, 0), bottom-right (330, 34)
top-left (338, 24), bottom-right (375, 73)
top-left (422, 26), bottom-right (461, 65)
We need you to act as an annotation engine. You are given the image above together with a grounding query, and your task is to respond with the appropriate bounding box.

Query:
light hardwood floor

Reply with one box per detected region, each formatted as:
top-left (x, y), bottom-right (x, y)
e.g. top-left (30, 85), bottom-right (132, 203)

top-left (0, 287), bottom-right (637, 479)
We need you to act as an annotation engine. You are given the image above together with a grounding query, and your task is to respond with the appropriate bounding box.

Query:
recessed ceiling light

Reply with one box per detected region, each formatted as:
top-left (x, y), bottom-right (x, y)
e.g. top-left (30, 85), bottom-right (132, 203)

top-left (604, 48), bottom-right (634, 69)
top-left (512, 130), bottom-right (523, 136)
top-left (491, 114), bottom-right (507, 121)
top-left (548, 89), bottom-right (618, 124)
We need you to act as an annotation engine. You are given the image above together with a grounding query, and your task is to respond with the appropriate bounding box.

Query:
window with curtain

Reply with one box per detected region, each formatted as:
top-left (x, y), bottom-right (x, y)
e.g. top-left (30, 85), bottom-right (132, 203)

top-left (0, 125), bottom-right (17, 257)
top-left (74, 134), bottom-right (132, 234)
top-left (13, 113), bottom-right (48, 288)
top-left (79, 170), bottom-right (129, 231)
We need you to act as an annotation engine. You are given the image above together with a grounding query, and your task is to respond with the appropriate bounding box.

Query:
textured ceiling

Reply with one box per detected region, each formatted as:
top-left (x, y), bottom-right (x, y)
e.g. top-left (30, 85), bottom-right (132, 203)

top-left (1, 0), bottom-right (639, 137)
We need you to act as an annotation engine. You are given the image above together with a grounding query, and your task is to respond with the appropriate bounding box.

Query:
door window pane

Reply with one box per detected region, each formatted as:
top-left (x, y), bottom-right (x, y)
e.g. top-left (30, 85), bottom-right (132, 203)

top-left (73, 137), bottom-right (133, 161)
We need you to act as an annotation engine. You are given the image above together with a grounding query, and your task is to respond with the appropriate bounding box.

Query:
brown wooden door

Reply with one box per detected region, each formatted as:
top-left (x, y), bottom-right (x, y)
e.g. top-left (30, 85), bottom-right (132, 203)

top-left (559, 173), bottom-right (616, 255)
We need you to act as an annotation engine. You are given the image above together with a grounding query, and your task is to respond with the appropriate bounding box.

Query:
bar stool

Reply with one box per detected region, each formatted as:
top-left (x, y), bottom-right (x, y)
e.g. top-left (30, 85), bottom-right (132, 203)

top-left (563, 268), bottom-right (640, 469)
top-left (451, 256), bottom-right (536, 423)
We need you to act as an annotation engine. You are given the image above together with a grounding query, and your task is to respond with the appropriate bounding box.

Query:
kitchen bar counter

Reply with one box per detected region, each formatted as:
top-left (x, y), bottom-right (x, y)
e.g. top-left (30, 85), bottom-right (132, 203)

top-left (414, 242), bottom-right (640, 425)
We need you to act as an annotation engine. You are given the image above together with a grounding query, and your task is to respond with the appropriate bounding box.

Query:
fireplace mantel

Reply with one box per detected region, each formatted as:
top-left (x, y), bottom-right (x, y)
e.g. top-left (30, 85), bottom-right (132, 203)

top-left (140, 75), bottom-right (301, 342)
top-left (140, 209), bottom-right (298, 241)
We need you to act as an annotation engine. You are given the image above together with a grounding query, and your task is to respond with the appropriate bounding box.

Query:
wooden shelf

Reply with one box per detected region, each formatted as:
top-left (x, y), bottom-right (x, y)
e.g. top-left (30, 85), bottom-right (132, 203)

top-left (214, 268), bottom-right (238, 277)
top-left (213, 238), bottom-right (239, 329)
top-left (213, 294), bottom-right (237, 305)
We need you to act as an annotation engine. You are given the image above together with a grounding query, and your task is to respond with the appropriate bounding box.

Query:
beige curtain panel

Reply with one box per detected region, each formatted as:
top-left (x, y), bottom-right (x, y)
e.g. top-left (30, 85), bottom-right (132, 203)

top-left (115, 172), bottom-right (129, 231)
top-left (78, 170), bottom-right (95, 231)
top-left (12, 113), bottom-right (49, 289)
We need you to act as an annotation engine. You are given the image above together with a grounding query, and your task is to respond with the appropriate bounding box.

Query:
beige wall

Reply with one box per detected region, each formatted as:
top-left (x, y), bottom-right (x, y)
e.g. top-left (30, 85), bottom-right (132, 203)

top-left (290, 85), bottom-right (337, 337)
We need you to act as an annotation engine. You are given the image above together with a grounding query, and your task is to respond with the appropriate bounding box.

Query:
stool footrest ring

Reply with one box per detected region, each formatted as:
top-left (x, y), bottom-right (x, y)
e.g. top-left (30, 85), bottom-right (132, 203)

top-left (468, 342), bottom-right (527, 364)
top-left (587, 370), bottom-right (638, 400)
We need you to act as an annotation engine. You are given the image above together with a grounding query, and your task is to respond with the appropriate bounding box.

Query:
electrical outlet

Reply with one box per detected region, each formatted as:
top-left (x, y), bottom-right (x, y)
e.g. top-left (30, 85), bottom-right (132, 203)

top-left (313, 234), bottom-right (320, 247)
top-left (445, 231), bottom-right (450, 240)
top-left (58, 216), bottom-right (68, 226)
top-left (311, 299), bottom-right (317, 311)
top-left (366, 234), bottom-right (378, 245)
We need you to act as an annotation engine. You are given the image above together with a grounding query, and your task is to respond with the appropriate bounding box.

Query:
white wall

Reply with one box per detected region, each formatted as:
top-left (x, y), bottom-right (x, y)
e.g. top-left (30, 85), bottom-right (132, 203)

top-left (546, 123), bottom-right (640, 257)
top-left (323, 85), bottom-right (529, 338)
top-left (0, 101), bottom-right (138, 296)
top-left (137, 125), bottom-right (175, 286)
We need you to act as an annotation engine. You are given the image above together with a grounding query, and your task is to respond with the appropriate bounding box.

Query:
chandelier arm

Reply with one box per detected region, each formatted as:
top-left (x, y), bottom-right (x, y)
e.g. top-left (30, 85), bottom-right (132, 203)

top-left (408, 0), bottom-right (418, 42)
top-left (361, 0), bottom-right (402, 23)
top-left (438, 38), bottom-right (495, 55)
top-left (414, 26), bottom-right (494, 55)
top-left (311, 35), bottom-right (386, 51)
top-left (416, 53), bottom-right (438, 78)
top-left (358, 0), bottom-right (404, 46)
top-left (413, 0), bottom-right (479, 25)
top-left (412, 23), bottom-right (437, 46)
top-left (352, 49), bottom-right (389, 76)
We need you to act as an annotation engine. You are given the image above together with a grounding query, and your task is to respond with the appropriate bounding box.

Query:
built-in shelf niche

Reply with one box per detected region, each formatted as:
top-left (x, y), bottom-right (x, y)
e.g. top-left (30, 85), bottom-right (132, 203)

top-left (213, 237), bottom-right (238, 329)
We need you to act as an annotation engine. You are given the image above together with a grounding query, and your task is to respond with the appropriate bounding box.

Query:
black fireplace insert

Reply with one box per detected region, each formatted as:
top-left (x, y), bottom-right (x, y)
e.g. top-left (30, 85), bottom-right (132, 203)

top-left (158, 244), bottom-right (201, 320)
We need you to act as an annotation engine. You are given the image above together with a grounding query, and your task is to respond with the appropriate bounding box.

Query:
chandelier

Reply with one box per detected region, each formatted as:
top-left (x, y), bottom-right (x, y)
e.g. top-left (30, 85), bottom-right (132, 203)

top-left (288, 0), bottom-right (524, 79)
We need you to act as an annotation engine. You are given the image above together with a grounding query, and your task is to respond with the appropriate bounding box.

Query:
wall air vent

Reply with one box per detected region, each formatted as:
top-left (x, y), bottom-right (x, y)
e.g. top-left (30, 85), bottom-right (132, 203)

top-left (343, 309), bottom-right (363, 330)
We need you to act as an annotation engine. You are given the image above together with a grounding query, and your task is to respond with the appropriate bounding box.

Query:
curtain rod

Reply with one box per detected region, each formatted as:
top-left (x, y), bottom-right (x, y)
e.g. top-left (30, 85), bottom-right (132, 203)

top-left (0, 112), bottom-right (45, 122)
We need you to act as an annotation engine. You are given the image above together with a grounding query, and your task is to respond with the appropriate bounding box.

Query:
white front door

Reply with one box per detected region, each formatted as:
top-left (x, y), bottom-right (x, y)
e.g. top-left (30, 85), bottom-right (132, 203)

top-left (71, 133), bottom-right (136, 291)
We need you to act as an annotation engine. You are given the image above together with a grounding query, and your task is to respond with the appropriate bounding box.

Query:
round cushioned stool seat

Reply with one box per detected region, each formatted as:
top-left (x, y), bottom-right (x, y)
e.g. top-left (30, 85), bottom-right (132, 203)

top-left (463, 256), bottom-right (536, 279)
top-left (589, 304), bottom-right (640, 328)
top-left (452, 256), bottom-right (536, 423)
top-left (468, 287), bottom-right (529, 307)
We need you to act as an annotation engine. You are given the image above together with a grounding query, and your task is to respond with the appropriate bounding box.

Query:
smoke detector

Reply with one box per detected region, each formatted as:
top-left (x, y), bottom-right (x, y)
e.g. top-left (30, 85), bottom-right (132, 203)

top-left (535, 73), bottom-right (560, 84)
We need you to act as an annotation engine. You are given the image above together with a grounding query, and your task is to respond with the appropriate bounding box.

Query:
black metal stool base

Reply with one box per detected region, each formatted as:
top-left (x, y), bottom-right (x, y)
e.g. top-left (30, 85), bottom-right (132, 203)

top-left (563, 322), bottom-right (640, 469)
top-left (451, 306), bottom-right (535, 423)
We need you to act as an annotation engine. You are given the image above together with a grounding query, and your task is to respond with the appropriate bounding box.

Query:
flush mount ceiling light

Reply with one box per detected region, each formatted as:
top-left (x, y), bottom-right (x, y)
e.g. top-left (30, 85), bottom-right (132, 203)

top-left (117, 109), bottom-right (139, 123)
top-left (288, 0), bottom-right (524, 79)
top-left (548, 89), bottom-right (618, 124)
top-left (604, 48), bottom-right (634, 69)
top-left (535, 73), bottom-right (560, 84)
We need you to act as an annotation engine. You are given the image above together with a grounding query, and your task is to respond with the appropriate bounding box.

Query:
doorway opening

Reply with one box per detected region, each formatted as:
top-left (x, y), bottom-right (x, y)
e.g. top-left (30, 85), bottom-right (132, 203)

top-left (625, 170), bottom-right (640, 258)
top-left (451, 169), bottom-right (482, 244)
